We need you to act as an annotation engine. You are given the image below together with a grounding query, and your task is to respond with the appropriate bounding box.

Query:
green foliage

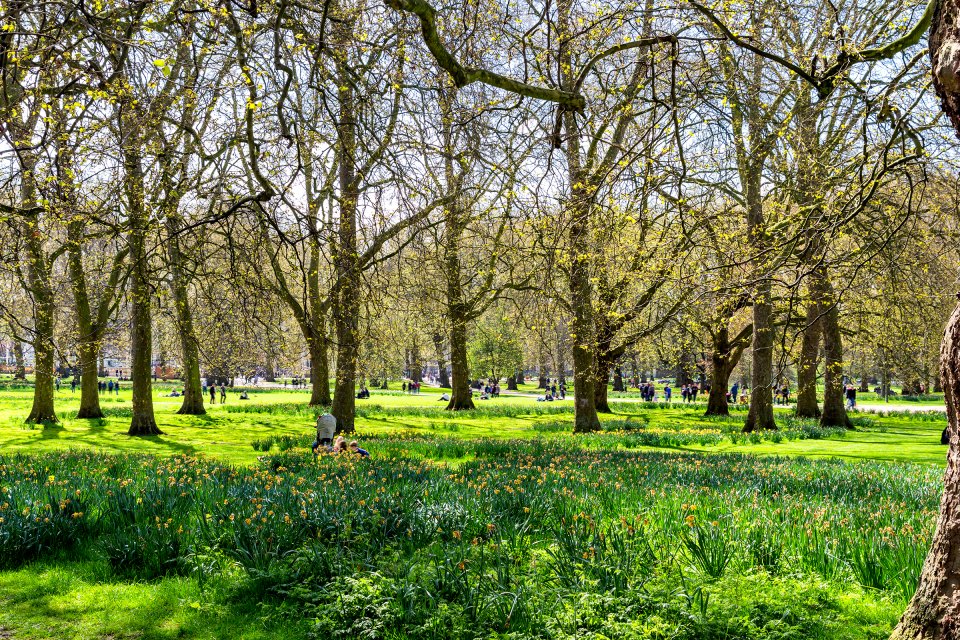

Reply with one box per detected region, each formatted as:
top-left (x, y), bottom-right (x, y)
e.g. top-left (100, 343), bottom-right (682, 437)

top-left (467, 314), bottom-right (524, 381)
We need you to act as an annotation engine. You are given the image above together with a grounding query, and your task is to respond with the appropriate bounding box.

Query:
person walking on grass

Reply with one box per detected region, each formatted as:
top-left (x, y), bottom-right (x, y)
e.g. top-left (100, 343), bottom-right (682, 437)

top-left (219, 384), bottom-right (227, 404)
top-left (209, 384), bottom-right (216, 405)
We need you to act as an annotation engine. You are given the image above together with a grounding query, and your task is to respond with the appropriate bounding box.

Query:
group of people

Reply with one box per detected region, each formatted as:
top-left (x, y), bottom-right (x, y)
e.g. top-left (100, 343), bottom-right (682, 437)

top-left (775, 384), bottom-right (791, 405)
top-left (540, 381), bottom-right (566, 401)
top-left (311, 413), bottom-right (369, 458)
top-left (356, 386), bottom-right (371, 399)
top-left (94, 379), bottom-right (121, 395)
top-left (845, 384), bottom-right (858, 409)
top-left (480, 382), bottom-right (501, 399)
top-left (402, 381), bottom-right (422, 394)
top-left (203, 382), bottom-right (227, 404)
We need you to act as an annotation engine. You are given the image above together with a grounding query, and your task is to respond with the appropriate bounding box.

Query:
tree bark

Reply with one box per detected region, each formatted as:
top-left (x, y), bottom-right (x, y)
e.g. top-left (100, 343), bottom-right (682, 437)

top-left (309, 322), bottom-right (331, 406)
top-left (446, 310), bottom-right (475, 410)
top-left (330, 28), bottom-right (360, 434)
top-left (12, 336), bottom-right (25, 380)
top-left (891, 301), bottom-right (960, 639)
top-left (433, 332), bottom-right (450, 388)
top-left (594, 348), bottom-right (612, 413)
top-left (813, 267), bottom-right (852, 428)
top-left (559, 0), bottom-right (600, 433)
top-left (17, 140), bottom-right (57, 424)
top-left (795, 302), bottom-right (822, 418)
top-left (124, 143), bottom-right (161, 436)
top-left (165, 215), bottom-right (205, 415)
top-left (706, 328), bottom-right (734, 417)
top-left (745, 279), bottom-right (776, 431)
top-left (888, 14), bottom-right (960, 636)
top-left (613, 366), bottom-right (625, 392)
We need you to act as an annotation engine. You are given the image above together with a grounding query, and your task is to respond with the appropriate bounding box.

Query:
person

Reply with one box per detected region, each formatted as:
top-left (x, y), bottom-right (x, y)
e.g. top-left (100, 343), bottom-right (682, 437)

top-left (439, 393), bottom-right (450, 401)
top-left (402, 381), bottom-right (408, 393)
top-left (664, 384), bottom-right (672, 402)
top-left (315, 412), bottom-right (337, 451)
top-left (691, 384), bottom-right (699, 402)
top-left (239, 390), bottom-right (249, 400)
top-left (332, 435), bottom-right (348, 453)
top-left (551, 383), bottom-right (557, 397)
top-left (209, 384), bottom-right (216, 404)
top-left (846, 384), bottom-right (857, 409)
top-left (731, 382), bottom-right (739, 401)
top-left (55, 377), bottom-right (60, 392)
top-left (114, 381), bottom-right (120, 395)
top-left (559, 383), bottom-right (566, 399)
top-left (70, 378), bottom-right (76, 393)
top-left (349, 441), bottom-right (370, 458)
top-left (219, 384), bottom-right (226, 404)
top-left (681, 385), bottom-right (689, 402)
top-left (781, 385), bottom-right (790, 405)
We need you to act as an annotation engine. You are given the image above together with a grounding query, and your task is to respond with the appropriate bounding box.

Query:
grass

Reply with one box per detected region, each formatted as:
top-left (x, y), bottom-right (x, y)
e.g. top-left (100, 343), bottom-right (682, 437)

top-left (0, 382), bottom-right (946, 465)
top-left (0, 446), bottom-right (939, 639)
top-left (0, 379), bottom-right (949, 638)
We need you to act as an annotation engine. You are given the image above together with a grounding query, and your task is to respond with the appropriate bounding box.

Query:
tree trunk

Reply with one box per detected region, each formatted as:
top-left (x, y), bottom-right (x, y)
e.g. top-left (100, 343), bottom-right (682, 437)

top-left (613, 366), bottom-right (625, 392)
top-left (76, 342), bottom-right (102, 419)
top-left (19, 162), bottom-right (57, 423)
top-left (433, 332), bottom-right (450, 388)
top-left (891, 301), bottom-right (960, 639)
top-left (813, 267), bottom-right (851, 428)
top-left (409, 342), bottom-right (423, 383)
top-left (507, 374), bottom-right (518, 390)
top-left (795, 302), bottom-right (822, 418)
top-left (26, 321), bottom-right (56, 424)
top-left (706, 366), bottom-right (731, 416)
top-left (594, 349), bottom-right (612, 413)
top-left (705, 329), bottom-right (733, 417)
top-left (330, 36), bottom-right (359, 434)
top-left (447, 311), bottom-right (475, 410)
top-left (559, 0), bottom-right (600, 433)
top-left (744, 280), bottom-right (776, 431)
top-left (309, 319), bottom-right (332, 406)
top-left (165, 215), bottom-right (205, 415)
top-left (124, 144), bottom-right (161, 436)
top-left (12, 337), bottom-right (25, 380)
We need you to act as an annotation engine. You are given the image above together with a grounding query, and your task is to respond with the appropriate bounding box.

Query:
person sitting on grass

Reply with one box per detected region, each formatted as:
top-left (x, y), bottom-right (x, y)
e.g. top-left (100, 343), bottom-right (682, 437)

top-left (439, 392), bottom-right (450, 401)
top-left (349, 441), bottom-right (370, 458)
top-left (332, 435), bottom-right (348, 453)
top-left (239, 390), bottom-right (250, 400)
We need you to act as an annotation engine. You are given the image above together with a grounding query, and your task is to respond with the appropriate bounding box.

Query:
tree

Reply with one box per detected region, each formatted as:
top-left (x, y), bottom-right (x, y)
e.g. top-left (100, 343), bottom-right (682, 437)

top-left (468, 313), bottom-right (524, 383)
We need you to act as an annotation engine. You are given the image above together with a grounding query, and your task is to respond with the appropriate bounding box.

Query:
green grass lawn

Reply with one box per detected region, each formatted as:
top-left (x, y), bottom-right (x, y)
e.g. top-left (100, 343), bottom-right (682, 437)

top-left (0, 381), bottom-right (947, 465)
top-left (0, 380), bottom-right (949, 639)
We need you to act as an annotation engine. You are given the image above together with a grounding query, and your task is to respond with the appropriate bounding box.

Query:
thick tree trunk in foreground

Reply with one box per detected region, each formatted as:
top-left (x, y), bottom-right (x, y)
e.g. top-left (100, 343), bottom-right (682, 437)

top-left (795, 303), bottom-right (822, 418)
top-left (891, 302), bottom-right (960, 639)
top-left (890, 10), bottom-right (960, 635)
